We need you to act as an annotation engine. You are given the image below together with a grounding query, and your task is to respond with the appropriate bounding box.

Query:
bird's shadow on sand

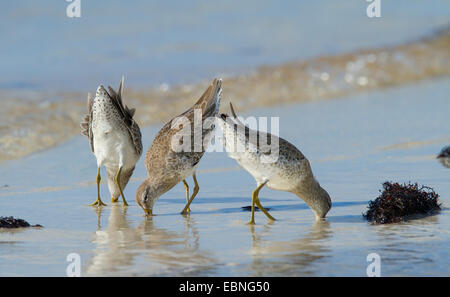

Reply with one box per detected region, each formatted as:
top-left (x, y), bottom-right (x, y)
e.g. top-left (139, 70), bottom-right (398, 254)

top-left (164, 196), bottom-right (292, 205)
top-left (160, 196), bottom-right (369, 220)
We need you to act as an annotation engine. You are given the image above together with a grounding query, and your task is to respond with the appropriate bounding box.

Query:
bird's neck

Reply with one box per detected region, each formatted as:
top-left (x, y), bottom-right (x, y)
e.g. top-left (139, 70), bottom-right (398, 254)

top-left (293, 177), bottom-right (331, 220)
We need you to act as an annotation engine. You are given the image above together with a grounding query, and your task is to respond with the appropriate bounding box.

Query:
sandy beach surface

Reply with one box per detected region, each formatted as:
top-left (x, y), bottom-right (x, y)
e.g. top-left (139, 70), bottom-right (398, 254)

top-left (1, 78), bottom-right (449, 276)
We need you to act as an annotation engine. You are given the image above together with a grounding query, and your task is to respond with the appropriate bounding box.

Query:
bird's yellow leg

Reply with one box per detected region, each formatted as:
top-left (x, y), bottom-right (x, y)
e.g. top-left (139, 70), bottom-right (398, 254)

top-left (181, 174), bottom-right (199, 214)
top-left (89, 167), bottom-right (107, 206)
top-left (247, 189), bottom-right (256, 225)
top-left (115, 166), bottom-right (128, 206)
top-left (255, 198), bottom-right (276, 221)
top-left (182, 180), bottom-right (190, 213)
top-left (248, 181), bottom-right (275, 224)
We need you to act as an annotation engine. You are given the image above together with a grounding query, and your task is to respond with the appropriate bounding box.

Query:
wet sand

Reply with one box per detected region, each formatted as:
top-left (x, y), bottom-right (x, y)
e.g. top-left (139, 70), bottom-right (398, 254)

top-left (1, 78), bottom-right (449, 276)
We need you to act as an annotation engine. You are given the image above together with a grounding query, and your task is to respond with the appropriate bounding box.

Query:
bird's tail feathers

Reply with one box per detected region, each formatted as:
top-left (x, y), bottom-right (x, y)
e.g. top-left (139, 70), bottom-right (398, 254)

top-left (194, 78), bottom-right (222, 118)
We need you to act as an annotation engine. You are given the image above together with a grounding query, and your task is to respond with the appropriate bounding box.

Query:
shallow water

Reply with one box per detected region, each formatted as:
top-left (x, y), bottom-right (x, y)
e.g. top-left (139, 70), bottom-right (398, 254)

top-left (2, 0), bottom-right (449, 90)
top-left (1, 29), bottom-right (449, 164)
top-left (1, 1), bottom-right (450, 163)
top-left (1, 78), bottom-right (449, 276)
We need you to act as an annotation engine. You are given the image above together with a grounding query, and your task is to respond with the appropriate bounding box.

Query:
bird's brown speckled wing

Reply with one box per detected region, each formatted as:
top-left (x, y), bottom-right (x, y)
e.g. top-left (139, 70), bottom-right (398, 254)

top-left (224, 103), bottom-right (306, 161)
top-left (80, 93), bottom-right (94, 152)
top-left (107, 77), bottom-right (143, 156)
top-left (144, 78), bottom-right (222, 178)
top-left (144, 115), bottom-right (203, 175)
top-left (178, 78), bottom-right (222, 154)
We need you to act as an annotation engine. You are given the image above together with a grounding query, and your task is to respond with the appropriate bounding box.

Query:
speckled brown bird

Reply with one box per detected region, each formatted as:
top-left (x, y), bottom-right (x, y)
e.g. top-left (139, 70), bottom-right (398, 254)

top-left (136, 78), bottom-right (222, 215)
top-left (81, 77), bottom-right (142, 207)
top-left (217, 103), bottom-right (331, 224)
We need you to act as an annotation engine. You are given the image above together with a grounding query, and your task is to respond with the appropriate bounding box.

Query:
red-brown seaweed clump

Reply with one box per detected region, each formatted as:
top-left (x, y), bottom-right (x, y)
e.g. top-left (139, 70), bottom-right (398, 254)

top-left (363, 182), bottom-right (441, 224)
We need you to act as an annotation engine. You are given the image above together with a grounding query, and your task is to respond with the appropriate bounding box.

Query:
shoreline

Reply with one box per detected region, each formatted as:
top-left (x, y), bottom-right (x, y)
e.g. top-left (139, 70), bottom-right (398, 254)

top-left (0, 29), bottom-right (449, 164)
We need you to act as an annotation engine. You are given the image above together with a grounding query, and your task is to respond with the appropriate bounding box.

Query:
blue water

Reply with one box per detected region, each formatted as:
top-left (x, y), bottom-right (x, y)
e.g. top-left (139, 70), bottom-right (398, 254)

top-left (0, 78), bottom-right (449, 276)
top-left (0, 0), bottom-right (449, 91)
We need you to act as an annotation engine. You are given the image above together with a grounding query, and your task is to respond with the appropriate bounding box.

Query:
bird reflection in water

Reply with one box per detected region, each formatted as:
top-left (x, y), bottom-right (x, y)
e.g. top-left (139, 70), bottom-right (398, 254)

top-left (248, 220), bottom-right (332, 276)
top-left (85, 204), bottom-right (217, 276)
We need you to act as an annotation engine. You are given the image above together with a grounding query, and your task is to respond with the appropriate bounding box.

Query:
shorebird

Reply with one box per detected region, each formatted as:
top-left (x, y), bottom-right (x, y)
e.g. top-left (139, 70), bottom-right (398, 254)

top-left (217, 103), bottom-right (332, 224)
top-left (136, 78), bottom-right (222, 215)
top-left (81, 77), bottom-right (142, 206)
